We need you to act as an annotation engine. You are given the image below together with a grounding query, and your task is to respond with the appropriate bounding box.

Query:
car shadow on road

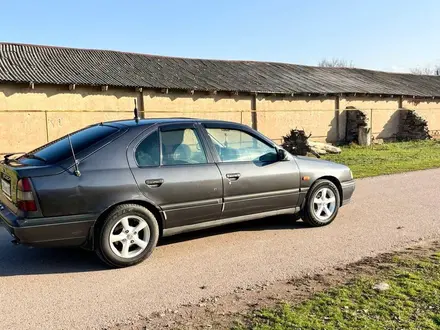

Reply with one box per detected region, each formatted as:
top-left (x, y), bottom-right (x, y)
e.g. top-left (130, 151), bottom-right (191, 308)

top-left (0, 215), bottom-right (307, 276)
top-left (0, 241), bottom-right (106, 277)
top-left (0, 223), bottom-right (107, 276)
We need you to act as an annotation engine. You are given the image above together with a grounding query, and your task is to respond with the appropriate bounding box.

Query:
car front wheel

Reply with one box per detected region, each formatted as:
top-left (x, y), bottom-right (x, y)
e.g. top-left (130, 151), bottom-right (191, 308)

top-left (302, 179), bottom-right (340, 227)
top-left (96, 204), bottom-right (159, 268)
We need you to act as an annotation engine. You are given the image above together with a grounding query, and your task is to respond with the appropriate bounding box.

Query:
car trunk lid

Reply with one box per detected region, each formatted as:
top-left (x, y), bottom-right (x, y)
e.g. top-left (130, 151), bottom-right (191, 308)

top-left (0, 160), bottom-right (20, 213)
top-left (0, 159), bottom-right (62, 215)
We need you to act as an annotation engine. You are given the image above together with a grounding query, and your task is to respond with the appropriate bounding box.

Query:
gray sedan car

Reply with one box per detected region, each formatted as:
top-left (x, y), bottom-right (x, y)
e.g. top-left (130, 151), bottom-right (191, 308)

top-left (0, 118), bottom-right (355, 267)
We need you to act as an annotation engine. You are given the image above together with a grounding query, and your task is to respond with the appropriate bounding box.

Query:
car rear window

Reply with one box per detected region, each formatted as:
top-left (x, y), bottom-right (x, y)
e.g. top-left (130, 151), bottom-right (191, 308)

top-left (19, 125), bottom-right (120, 165)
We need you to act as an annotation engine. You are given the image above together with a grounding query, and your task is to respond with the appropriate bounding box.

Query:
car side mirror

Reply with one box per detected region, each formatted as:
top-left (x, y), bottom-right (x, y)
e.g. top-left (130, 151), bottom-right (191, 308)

top-left (277, 148), bottom-right (288, 161)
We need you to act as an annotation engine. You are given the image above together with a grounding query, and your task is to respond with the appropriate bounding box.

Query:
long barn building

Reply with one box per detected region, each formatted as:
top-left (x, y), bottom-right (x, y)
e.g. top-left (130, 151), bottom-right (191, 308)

top-left (1, 42), bottom-right (440, 154)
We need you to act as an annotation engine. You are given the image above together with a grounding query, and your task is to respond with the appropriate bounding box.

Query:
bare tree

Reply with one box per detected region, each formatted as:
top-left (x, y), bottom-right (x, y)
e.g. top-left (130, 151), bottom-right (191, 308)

top-left (318, 58), bottom-right (354, 68)
top-left (410, 65), bottom-right (440, 75)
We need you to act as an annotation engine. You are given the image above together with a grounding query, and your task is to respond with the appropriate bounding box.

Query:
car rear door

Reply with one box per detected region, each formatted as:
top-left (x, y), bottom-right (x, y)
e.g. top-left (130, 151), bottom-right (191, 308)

top-left (200, 123), bottom-right (301, 219)
top-left (128, 122), bottom-right (223, 229)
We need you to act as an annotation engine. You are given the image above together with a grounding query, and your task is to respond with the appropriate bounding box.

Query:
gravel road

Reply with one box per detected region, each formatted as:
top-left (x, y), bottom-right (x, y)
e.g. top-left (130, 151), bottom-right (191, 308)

top-left (0, 169), bottom-right (439, 330)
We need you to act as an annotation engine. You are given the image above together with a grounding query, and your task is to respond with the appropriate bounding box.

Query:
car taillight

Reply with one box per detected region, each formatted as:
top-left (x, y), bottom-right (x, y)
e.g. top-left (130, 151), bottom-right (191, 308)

top-left (17, 178), bottom-right (37, 212)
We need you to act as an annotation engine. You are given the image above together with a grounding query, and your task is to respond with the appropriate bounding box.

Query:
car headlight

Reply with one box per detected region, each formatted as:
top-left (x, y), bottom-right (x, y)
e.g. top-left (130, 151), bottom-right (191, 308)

top-left (349, 169), bottom-right (353, 179)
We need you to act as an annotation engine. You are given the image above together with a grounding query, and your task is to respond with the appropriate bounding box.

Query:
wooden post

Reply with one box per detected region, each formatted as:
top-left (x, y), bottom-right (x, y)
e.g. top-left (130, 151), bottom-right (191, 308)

top-left (45, 111), bottom-right (49, 142)
top-left (251, 93), bottom-right (258, 130)
top-left (138, 88), bottom-right (145, 119)
top-left (335, 96), bottom-right (340, 142)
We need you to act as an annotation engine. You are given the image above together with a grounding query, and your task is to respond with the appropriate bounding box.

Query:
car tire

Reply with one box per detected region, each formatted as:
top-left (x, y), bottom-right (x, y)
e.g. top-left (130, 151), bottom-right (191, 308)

top-left (96, 204), bottom-right (159, 268)
top-left (302, 179), bottom-right (340, 227)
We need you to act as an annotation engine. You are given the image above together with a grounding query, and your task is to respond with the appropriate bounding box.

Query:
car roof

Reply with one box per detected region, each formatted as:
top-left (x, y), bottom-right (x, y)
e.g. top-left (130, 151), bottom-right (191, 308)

top-left (103, 117), bottom-right (244, 128)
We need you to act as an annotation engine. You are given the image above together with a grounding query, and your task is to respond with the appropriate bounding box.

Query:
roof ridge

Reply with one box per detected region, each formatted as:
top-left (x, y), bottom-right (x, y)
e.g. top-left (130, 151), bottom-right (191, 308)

top-left (1, 42), bottom-right (440, 97)
top-left (0, 41), bottom-right (397, 73)
top-left (0, 41), bottom-right (316, 67)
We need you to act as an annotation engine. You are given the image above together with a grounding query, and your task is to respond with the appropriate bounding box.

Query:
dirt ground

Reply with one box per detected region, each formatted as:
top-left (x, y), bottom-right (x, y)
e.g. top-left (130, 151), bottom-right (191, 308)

top-left (110, 240), bottom-right (440, 330)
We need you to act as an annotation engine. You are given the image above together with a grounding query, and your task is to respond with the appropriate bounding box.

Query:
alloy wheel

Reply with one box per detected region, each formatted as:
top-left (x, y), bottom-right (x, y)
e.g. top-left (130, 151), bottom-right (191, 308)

top-left (312, 187), bottom-right (336, 222)
top-left (109, 216), bottom-right (150, 259)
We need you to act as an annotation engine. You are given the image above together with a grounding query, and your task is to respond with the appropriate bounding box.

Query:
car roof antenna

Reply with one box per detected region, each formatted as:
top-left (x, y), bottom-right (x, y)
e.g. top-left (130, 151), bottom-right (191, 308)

top-left (68, 134), bottom-right (81, 177)
top-left (134, 99), bottom-right (140, 123)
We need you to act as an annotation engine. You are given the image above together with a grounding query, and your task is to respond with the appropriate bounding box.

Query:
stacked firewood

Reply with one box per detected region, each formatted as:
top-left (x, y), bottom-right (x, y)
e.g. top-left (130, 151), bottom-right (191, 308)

top-left (345, 108), bottom-right (368, 144)
top-left (396, 110), bottom-right (431, 141)
top-left (281, 129), bottom-right (311, 156)
top-left (281, 129), bottom-right (341, 158)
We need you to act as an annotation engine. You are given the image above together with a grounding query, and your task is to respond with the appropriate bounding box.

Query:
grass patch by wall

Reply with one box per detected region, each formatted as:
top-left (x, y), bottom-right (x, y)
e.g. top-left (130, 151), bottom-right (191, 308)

top-left (322, 140), bottom-right (440, 178)
top-left (235, 252), bottom-right (440, 330)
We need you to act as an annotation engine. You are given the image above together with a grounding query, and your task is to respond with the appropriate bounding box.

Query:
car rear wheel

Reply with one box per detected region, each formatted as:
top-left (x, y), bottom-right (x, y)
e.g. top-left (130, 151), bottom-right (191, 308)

top-left (302, 179), bottom-right (340, 227)
top-left (96, 204), bottom-right (159, 268)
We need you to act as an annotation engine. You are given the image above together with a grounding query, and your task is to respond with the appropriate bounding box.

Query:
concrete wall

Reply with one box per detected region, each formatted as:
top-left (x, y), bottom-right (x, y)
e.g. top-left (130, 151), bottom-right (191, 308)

top-left (0, 111), bottom-right (48, 155)
top-left (1, 82), bottom-right (440, 154)
top-left (257, 96), bottom-right (336, 143)
top-left (143, 91), bottom-right (252, 126)
top-left (402, 99), bottom-right (440, 136)
top-left (0, 83), bottom-right (139, 153)
top-left (0, 83), bottom-right (141, 111)
top-left (339, 97), bottom-right (401, 140)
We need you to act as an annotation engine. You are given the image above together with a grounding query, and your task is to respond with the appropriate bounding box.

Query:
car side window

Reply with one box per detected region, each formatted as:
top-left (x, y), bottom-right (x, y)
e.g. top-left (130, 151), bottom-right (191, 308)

top-left (206, 128), bottom-right (277, 163)
top-left (160, 128), bottom-right (207, 165)
top-left (135, 130), bottom-right (160, 167)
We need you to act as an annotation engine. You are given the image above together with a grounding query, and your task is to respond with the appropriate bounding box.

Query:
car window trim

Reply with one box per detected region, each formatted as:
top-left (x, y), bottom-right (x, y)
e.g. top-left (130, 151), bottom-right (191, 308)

top-left (159, 124), bottom-right (211, 166)
top-left (133, 128), bottom-right (161, 168)
top-left (131, 122), bottom-right (215, 169)
top-left (200, 125), bottom-right (278, 164)
top-left (202, 122), bottom-right (279, 148)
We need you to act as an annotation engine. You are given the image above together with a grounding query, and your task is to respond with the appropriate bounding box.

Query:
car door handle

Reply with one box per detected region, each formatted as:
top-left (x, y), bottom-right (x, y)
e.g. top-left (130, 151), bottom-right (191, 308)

top-left (226, 173), bottom-right (241, 181)
top-left (145, 179), bottom-right (164, 188)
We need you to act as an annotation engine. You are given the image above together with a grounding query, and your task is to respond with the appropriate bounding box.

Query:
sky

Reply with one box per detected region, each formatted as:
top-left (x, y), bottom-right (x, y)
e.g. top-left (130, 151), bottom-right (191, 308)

top-left (0, 0), bottom-right (439, 73)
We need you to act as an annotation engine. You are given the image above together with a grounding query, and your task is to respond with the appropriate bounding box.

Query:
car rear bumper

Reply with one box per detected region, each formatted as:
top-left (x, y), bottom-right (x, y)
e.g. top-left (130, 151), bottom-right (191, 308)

top-left (341, 180), bottom-right (356, 206)
top-left (0, 203), bottom-right (95, 247)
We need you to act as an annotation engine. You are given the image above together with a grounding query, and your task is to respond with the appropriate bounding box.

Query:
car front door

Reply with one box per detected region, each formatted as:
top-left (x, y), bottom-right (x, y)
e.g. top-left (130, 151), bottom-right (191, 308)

top-left (129, 123), bottom-right (223, 229)
top-left (201, 123), bottom-right (301, 219)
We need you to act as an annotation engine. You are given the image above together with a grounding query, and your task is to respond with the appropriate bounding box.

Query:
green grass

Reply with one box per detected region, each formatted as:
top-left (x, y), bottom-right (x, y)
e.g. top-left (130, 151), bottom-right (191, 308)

top-left (235, 253), bottom-right (440, 330)
top-left (322, 140), bottom-right (440, 178)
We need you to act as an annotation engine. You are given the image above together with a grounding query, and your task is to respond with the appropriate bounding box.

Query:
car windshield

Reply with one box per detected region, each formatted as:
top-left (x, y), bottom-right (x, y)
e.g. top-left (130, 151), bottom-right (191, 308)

top-left (18, 124), bottom-right (120, 165)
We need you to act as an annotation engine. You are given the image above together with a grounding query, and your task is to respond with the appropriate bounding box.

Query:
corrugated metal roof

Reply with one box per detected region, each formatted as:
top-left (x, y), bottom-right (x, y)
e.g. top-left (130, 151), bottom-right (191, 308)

top-left (1, 42), bottom-right (440, 96)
